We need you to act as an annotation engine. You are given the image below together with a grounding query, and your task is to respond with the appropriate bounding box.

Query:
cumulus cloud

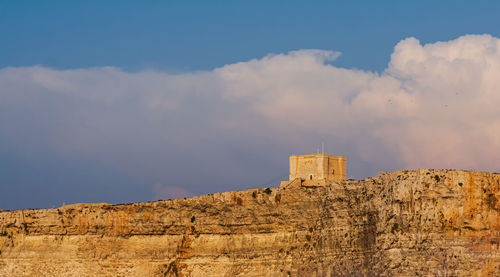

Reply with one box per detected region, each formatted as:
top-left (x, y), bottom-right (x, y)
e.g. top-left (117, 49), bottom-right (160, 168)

top-left (1, 34), bottom-right (500, 208)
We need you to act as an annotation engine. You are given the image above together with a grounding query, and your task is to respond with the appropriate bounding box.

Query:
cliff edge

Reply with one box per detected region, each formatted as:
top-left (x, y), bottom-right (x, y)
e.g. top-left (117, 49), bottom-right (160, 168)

top-left (1, 169), bottom-right (499, 276)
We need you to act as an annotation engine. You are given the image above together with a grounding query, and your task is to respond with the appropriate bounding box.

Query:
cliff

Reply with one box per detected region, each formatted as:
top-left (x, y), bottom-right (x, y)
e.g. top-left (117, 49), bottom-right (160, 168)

top-left (0, 169), bottom-right (499, 276)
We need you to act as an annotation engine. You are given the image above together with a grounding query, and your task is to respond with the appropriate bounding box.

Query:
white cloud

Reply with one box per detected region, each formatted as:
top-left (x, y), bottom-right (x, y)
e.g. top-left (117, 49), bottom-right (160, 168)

top-left (1, 34), bottom-right (500, 200)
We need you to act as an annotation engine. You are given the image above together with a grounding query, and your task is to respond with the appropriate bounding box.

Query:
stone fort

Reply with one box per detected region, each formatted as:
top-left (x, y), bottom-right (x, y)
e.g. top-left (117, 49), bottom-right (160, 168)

top-left (281, 153), bottom-right (346, 187)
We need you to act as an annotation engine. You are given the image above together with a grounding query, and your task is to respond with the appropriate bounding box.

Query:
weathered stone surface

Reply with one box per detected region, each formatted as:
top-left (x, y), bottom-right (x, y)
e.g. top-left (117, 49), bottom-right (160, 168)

top-left (0, 169), bottom-right (499, 276)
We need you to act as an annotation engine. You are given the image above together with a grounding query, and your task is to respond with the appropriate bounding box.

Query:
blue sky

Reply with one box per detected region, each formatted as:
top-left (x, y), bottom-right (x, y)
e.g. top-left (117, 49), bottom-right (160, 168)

top-left (2, 1), bottom-right (500, 210)
top-left (2, 1), bottom-right (500, 72)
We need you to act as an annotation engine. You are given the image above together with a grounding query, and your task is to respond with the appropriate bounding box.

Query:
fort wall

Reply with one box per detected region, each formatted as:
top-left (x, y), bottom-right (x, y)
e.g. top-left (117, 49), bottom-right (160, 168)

top-left (289, 154), bottom-right (346, 182)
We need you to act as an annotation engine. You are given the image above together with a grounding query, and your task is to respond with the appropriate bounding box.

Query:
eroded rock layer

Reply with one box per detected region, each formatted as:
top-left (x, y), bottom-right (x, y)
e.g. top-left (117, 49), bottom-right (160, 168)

top-left (0, 169), bottom-right (499, 276)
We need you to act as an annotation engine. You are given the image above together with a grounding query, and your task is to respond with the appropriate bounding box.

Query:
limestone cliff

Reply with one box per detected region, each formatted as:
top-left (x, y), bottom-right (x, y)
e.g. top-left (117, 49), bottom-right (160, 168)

top-left (0, 169), bottom-right (499, 276)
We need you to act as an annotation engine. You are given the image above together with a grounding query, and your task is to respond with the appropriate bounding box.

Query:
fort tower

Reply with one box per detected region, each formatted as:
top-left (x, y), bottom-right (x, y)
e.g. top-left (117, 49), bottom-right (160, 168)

top-left (281, 153), bottom-right (346, 187)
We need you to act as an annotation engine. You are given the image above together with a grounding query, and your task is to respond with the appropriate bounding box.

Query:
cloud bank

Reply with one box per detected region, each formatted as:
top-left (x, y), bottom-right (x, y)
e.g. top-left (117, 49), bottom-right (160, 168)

top-left (152, 184), bottom-right (192, 201)
top-left (1, 34), bottom-right (500, 208)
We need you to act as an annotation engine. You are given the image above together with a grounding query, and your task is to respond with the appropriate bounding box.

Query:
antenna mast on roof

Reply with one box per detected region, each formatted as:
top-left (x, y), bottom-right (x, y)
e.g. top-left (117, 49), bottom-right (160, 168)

top-left (322, 142), bottom-right (324, 154)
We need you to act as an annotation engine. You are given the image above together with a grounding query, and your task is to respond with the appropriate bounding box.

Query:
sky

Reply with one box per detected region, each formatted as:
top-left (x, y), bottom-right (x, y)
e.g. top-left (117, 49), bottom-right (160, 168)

top-left (2, 1), bottom-right (500, 210)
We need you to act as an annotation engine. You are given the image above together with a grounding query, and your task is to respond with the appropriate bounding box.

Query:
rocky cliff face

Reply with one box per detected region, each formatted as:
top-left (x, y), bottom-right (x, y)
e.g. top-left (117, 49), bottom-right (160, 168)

top-left (0, 169), bottom-right (499, 276)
